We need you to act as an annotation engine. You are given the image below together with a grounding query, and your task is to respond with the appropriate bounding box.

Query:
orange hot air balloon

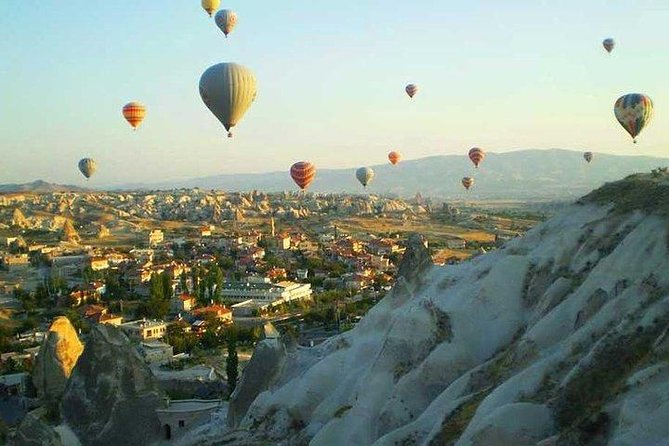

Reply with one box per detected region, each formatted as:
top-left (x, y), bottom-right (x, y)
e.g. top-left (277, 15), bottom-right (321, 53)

top-left (388, 151), bottom-right (402, 165)
top-left (122, 102), bottom-right (146, 130)
top-left (290, 161), bottom-right (316, 190)
top-left (462, 177), bottom-right (474, 190)
top-left (468, 147), bottom-right (485, 168)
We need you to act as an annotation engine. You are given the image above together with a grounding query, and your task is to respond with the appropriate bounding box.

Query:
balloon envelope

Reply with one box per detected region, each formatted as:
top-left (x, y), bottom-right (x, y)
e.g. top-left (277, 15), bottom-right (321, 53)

top-left (388, 151), bottom-right (402, 165)
top-left (614, 93), bottom-right (653, 143)
top-left (215, 9), bottom-right (237, 37)
top-left (603, 38), bottom-right (615, 53)
top-left (290, 162), bottom-right (316, 190)
top-left (584, 152), bottom-right (594, 163)
top-left (201, 0), bottom-right (220, 17)
top-left (405, 84), bottom-right (418, 98)
top-left (78, 158), bottom-right (97, 179)
top-left (462, 177), bottom-right (474, 190)
top-left (122, 102), bottom-right (146, 129)
top-left (199, 63), bottom-right (257, 137)
top-left (356, 167), bottom-right (374, 187)
top-left (468, 147), bottom-right (485, 168)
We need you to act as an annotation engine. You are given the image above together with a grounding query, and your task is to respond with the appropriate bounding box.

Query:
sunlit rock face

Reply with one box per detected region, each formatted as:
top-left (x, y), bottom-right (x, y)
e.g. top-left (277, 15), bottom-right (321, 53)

top-left (62, 324), bottom-right (166, 446)
top-left (32, 316), bottom-right (84, 401)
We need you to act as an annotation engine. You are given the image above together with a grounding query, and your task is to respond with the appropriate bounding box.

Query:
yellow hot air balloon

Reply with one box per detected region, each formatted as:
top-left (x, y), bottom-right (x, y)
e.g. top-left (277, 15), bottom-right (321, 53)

top-left (201, 0), bottom-right (220, 17)
top-left (199, 63), bottom-right (257, 138)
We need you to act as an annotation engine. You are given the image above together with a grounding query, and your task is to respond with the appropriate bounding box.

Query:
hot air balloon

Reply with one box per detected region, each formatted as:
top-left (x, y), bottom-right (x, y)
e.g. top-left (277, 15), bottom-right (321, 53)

top-left (468, 147), bottom-right (485, 168)
top-left (584, 152), bottom-right (594, 163)
top-left (462, 177), bottom-right (474, 190)
top-left (201, 0), bottom-right (220, 17)
top-left (405, 84), bottom-right (418, 99)
top-left (122, 102), bottom-right (146, 130)
top-left (290, 161), bottom-right (316, 190)
top-left (78, 158), bottom-right (97, 179)
top-left (614, 93), bottom-right (653, 143)
top-left (388, 151), bottom-right (402, 165)
top-left (603, 38), bottom-right (615, 53)
top-left (215, 9), bottom-right (237, 37)
top-left (199, 63), bottom-right (257, 138)
top-left (356, 167), bottom-right (374, 188)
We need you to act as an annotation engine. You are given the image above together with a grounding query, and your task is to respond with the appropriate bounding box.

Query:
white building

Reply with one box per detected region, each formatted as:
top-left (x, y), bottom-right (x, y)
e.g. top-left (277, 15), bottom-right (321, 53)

top-left (221, 279), bottom-right (312, 305)
top-left (120, 319), bottom-right (167, 340)
top-left (148, 230), bottom-right (164, 247)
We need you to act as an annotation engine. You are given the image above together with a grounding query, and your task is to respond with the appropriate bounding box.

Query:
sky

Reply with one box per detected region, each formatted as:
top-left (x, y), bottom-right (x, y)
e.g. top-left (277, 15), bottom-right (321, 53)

top-left (1, 0), bottom-right (669, 186)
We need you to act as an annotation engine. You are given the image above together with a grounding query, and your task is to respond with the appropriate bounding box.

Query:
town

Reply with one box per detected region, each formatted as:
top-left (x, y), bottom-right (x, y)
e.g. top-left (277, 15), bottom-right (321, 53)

top-left (0, 189), bottom-right (542, 440)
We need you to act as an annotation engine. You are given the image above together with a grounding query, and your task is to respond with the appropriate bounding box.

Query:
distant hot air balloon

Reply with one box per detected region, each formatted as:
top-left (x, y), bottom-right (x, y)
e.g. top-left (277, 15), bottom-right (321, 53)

top-left (405, 84), bottom-right (418, 99)
top-left (462, 177), bottom-right (474, 190)
top-left (201, 0), bottom-right (220, 17)
top-left (199, 63), bottom-right (257, 138)
top-left (584, 152), bottom-right (594, 163)
top-left (122, 102), bottom-right (146, 130)
top-left (215, 9), bottom-right (237, 37)
top-left (468, 147), bottom-right (485, 168)
top-left (290, 161), bottom-right (316, 190)
top-left (388, 151), bottom-right (402, 165)
top-left (78, 158), bottom-right (97, 179)
top-left (603, 38), bottom-right (615, 53)
top-left (356, 167), bottom-right (374, 188)
top-left (614, 93), bottom-right (653, 143)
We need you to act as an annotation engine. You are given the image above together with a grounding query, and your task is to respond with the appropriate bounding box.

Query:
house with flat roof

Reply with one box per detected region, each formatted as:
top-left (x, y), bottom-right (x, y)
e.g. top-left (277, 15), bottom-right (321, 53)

top-left (120, 319), bottom-right (167, 340)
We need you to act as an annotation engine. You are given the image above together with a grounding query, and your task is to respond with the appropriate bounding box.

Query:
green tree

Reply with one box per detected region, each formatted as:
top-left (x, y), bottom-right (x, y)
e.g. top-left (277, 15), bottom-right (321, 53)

top-left (226, 331), bottom-right (239, 397)
top-left (161, 272), bottom-right (173, 300)
top-left (149, 274), bottom-right (164, 301)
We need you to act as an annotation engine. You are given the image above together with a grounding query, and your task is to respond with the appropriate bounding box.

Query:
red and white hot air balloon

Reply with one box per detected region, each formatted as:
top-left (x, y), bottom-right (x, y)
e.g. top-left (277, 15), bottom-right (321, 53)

top-left (468, 147), bottom-right (485, 168)
top-left (122, 102), bottom-right (146, 130)
top-left (290, 161), bottom-right (316, 190)
top-left (405, 84), bottom-right (418, 99)
top-left (388, 151), bottom-right (402, 165)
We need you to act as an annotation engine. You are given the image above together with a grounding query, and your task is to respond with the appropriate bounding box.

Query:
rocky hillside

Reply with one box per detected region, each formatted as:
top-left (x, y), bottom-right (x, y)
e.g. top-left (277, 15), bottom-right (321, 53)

top-left (182, 172), bottom-right (669, 445)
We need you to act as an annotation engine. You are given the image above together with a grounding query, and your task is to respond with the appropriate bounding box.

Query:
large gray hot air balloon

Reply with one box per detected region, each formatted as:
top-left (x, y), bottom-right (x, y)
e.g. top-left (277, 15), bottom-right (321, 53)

top-left (215, 9), bottom-right (238, 37)
top-left (356, 167), bottom-right (374, 188)
top-left (199, 63), bottom-right (257, 137)
top-left (78, 158), bottom-right (97, 179)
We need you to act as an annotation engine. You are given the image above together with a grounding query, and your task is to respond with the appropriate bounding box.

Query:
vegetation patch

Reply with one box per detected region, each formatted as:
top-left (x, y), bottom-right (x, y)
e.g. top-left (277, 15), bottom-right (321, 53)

top-left (429, 390), bottom-right (489, 446)
top-left (579, 174), bottom-right (669, 215)
top-left (334, 405), bottom-right (353, 418)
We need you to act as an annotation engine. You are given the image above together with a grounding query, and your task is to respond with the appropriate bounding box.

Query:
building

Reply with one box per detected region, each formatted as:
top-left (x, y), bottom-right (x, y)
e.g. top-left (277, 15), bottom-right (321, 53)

top-left (138, 340), bottom-right (174, 364)
top-left (148, 230), bottom-right (164, 247)
top-left (156, 399), bottom-right (222, 441)
top-left (220, 279), bottom-right (312, 305)
top-left (445, 239), bottom-right (466, 250)
top-left (80, 304), bottom-right (123, 326)
top-left (120, 319), bottom-right (167, 340)
top-left (296, 269), bottom-right (309, 280)
top-left (173, 294), bottom-right (197, 312)
top-left (1, 254), bottom-right (29, 267)
top-left (193, 304), bottom-right (232, 324)
top-left (89, 257), bottom-right (110, 271)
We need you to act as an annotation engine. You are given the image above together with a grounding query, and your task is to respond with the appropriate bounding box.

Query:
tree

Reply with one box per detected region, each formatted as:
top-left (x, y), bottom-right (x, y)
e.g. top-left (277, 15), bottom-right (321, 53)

top-left (149, 274), bottom-right (164, 301)
top-left (161, 272), bottom-right (173, 300)
top-left (226, 331), bottom-right (239, 397)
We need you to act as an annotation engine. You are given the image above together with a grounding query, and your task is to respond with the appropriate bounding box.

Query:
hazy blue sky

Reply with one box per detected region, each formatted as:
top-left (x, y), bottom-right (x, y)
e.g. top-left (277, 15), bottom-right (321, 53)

top-left (1, 0), bottom-right (669, 186)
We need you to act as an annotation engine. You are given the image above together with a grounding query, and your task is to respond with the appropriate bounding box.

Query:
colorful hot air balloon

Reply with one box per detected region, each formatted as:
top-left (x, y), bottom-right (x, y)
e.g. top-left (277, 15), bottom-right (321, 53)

top-left (584, 152), bottom-right (594, 163)
top-left (603, 38), bottom-right (615, 53)
top-left (199, 63), bottom-right (257, 138)
top-left (356, 167), bottom-right (374, 188)
top-left (614, 93), bottom-right (654, 143)
top-left (201, 0), bottom-right (220, 17)
top-left (215, 9), bottom-right (237, 37)
top-left (468, 147), bottom-right (485, 168)
top-left (290, 161), bottom-right (316, 190)
top-left (462, 177), bottom-right (474, 190)
top-left (122, 102), bottom-right (146, 130)
top-left (405, 84), bottom-right (418, 99)
top-left (388, 151), bottom-right (402, 165)
top-left (78, 158), bottom-right (97, 179)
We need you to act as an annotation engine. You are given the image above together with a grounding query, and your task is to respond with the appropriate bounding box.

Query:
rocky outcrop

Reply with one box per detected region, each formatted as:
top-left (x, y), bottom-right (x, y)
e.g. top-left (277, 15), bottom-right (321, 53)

top-left (62, 324), bottom-right (166, 446)
top-left (62, 219), bottom-right (80, 243)
top-left (32, 316), bottom-right (84, 401)
top-left (10, 408), bottom-right (63, 446)
top-left (11, 208), bottom-right (29, 228)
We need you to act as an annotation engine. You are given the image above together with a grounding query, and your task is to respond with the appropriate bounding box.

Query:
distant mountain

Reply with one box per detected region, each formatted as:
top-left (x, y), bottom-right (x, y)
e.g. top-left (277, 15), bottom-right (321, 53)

top-left (114, 149), bottom-right (669, 200)
top-left (0, 180), bottom-right (88, 194)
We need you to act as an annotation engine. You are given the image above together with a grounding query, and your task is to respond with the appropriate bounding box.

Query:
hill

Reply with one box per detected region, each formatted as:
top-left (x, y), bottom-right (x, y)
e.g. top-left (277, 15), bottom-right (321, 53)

top-left (114, 149), bottom-right (669, 200)
top-left (0, 180), bottom-right (87, 194)
top-left (181, 172), bottom-right (669, 445)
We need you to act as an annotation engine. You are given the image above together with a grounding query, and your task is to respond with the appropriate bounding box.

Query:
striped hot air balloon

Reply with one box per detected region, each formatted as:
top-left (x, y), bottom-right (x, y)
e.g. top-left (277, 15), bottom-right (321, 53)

top-left (78, 158), bottom-right (97, 179)
top-left (199, 63), bottom-right (257, 138)
top-left (614, 93), bottom-right (653, 143)
top-left (405, 84), bottom-right (418, 98)
top-left (356, 167), bottom-right (374, 188)
top-left (201, 0), bottom-right (220, 17)
top-left (462, 177), bottom-right (474, 190)
top-left (290, 161), bottom-right (316, 190)
top-left (388, 151), bottom-right (402, 165)
top-left (603, 38), bottom-right (615, 53)
top-left (468, 147), bottom-right (485, 168)
top-left (215, 9), bottom-right (237, 37)
top-left (584, 152), bottom-right (594, 163)
top-left (122, 102), bottom-right (146, 130)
